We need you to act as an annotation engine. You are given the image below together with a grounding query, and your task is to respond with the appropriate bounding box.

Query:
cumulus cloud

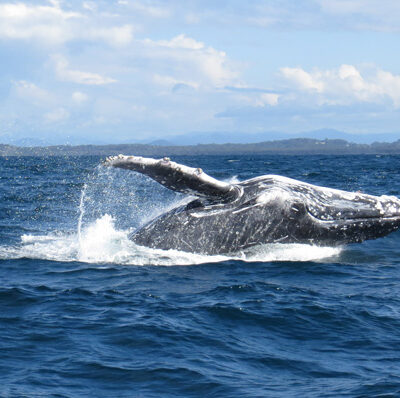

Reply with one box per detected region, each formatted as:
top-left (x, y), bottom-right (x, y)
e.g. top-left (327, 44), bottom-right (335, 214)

top-left (280, 64), bottom-right (400, 107)
top-left (0, 1), bottom-right (134, 46)
top-left (258, 93), bottom-right (280, 106)
top-left (54, 55), bottom-right (116, 85)
top-left (0, 1), bottom-right (81, 43)
top-left (280, 67), bottom-right (324, 92)
top-left (151, 34), bottom-right (204, 50)
top-left (143, 34), bottom-right (239, 88)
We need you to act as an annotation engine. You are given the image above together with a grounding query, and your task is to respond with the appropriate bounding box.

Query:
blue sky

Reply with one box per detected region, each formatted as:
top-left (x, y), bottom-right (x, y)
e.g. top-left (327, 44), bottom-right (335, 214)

top-left (1, 0), bottom-right (400, 144)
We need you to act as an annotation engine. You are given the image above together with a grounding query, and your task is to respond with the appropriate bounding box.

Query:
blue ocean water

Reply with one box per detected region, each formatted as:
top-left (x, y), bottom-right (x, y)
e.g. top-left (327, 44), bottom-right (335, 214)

top-left (1, 154), bottom-right (400, 397)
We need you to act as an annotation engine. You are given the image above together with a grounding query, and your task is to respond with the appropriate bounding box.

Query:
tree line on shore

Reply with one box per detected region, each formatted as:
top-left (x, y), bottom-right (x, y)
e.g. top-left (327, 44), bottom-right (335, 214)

top-left (2, 138), bottom-right (400, 156)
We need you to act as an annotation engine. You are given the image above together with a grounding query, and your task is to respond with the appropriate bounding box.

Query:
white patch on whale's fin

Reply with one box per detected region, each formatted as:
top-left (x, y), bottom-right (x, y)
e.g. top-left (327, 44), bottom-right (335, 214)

top-left (104, 154), bottom-right (239, 202)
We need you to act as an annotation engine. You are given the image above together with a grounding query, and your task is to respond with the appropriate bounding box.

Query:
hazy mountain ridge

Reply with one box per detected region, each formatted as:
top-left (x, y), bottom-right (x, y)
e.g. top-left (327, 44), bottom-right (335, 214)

top-left (2, 129), bottom-right (400, 147)
top-left (3, 138), bottom-right (400, 157)
top-left (144, 129), bottom-right (400, 146)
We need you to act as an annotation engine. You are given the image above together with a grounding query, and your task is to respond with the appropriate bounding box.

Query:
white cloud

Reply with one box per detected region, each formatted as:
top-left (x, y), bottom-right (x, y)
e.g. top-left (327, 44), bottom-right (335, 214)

top-left (375, 69), bottom-right (400, 107)
top-left (0, 1), bottom-right (134, 46)
top-left (143, 34), bottom-right (239, 88)
top-left (280, 64), bottom-right (400, 107)
top-left (280, 67), bottom-right (324, 92)
top-left (0, 1), bottom-right (81, 20)
top-left (197, 47), bottom-right (237, 87)
top-left (258, 93), bottom-right (280, 106)
top-left (0, 2), bottom-right (81, 43)
top-left (151, 34), bottom-right (204, 50)
top-left (54, 55), bottom-right (116, 85)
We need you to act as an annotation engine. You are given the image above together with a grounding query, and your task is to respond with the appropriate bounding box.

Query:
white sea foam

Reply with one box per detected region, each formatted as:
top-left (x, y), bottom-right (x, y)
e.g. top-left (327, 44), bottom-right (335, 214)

top-left (225, 175), bottom-right (241, 184)
top-left (0, 214), bottom-right (342, 265)
top-left (239, 243), bottom-right (341, 262)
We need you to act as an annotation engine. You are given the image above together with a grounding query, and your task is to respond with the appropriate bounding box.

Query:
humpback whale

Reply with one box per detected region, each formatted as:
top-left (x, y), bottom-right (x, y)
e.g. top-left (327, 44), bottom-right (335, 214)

top-left (104, 155), bottom-right (400, 255)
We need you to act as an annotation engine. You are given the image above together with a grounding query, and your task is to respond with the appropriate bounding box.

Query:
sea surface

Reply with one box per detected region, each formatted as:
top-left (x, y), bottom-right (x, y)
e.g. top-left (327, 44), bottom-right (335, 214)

top-left (1, 154), bottom-right (400, 397)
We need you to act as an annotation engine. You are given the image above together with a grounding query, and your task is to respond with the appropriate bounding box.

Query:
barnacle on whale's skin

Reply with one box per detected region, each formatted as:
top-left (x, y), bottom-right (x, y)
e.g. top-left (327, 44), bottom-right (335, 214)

top-left (104, 155), bottom-right (400, 255)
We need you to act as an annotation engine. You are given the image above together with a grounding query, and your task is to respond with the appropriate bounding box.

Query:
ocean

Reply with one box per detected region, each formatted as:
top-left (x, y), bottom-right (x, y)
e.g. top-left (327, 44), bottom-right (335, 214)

top-left (1, 154), bottom-right (400, 397)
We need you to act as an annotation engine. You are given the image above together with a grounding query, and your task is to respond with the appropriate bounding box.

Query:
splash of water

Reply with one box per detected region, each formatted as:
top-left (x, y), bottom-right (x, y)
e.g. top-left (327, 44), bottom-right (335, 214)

top-left (77, 183), bottom-right (86, 247)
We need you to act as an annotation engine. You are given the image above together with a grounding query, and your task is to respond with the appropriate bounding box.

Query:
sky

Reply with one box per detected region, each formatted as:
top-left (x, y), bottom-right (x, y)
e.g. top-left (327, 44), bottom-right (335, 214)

top-left (1, 0), bottom-right (400, 144)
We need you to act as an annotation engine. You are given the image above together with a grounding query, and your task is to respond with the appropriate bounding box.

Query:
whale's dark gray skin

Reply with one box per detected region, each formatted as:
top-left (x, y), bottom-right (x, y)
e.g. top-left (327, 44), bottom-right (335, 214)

top-left (104, 155), bottom-right (400, 255)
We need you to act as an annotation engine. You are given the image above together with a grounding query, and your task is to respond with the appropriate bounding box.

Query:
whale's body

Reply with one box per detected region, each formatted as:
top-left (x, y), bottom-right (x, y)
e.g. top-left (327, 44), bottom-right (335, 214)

top-left (105, 155), bottom-right (400, 255)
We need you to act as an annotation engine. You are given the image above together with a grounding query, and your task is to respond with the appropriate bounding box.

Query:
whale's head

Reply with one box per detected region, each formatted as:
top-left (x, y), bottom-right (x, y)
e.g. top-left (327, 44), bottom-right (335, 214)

top-left (245, 175), bottom-right (400, 245)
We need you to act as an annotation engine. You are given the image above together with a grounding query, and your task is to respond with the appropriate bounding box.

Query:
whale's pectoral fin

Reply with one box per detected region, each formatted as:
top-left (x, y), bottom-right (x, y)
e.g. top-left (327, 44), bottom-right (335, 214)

top-left (104, 154), bottom-right (239, 202)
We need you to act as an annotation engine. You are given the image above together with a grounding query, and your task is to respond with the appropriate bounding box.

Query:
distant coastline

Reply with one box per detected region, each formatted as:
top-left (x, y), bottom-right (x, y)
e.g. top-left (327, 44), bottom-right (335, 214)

top-left (2, 138), bottom-right (400, 156)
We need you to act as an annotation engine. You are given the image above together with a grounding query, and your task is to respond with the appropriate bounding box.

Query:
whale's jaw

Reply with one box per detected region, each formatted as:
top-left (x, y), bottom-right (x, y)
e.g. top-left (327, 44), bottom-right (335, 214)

top-left (302, 193), bottom-right (400, 245)
top-left (306, 213), bottom-right (400, 245)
